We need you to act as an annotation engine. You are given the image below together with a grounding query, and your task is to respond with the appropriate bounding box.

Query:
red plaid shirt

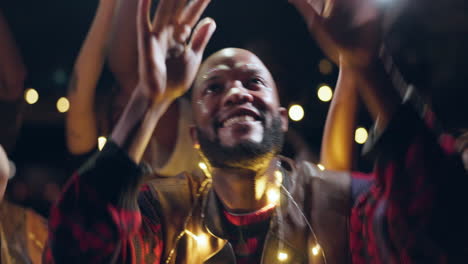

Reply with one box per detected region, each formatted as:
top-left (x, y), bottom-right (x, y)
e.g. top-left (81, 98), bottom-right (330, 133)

top-left (349, 106), bottom-right (468, 263)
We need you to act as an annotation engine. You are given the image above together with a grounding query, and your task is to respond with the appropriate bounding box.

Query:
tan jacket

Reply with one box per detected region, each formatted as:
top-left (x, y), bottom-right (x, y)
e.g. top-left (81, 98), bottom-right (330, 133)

top-left (143, 157), bottom-right (351, 264)
top-left (0, 201), bottom-right (47, 264)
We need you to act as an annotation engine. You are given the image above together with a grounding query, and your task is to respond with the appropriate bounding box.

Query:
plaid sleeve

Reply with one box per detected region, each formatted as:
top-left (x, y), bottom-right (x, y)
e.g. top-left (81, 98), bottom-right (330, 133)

top-left (44, 141), bottom-right (164, 264)
top-left (354, 104), bottom-right (468, 263)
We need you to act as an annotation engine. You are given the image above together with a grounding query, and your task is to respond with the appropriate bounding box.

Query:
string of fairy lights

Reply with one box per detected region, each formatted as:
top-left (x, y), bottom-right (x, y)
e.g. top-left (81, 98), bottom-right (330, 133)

top-left (21, 58), bottom-right (370, 263)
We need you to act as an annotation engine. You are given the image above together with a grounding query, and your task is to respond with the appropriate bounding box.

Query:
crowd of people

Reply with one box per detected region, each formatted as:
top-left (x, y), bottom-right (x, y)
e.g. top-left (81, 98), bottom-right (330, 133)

top-left (1, 0), bottom-right (467, 263)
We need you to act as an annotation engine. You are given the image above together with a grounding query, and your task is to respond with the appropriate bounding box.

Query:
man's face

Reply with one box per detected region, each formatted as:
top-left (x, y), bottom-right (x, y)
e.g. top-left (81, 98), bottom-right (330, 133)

top-left (191, 48), bottom-right (288, 169)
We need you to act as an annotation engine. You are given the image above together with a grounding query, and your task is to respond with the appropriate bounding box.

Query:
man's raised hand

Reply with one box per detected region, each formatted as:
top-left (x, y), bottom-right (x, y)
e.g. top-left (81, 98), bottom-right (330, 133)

top-left (137, 0), bottom-right (216, 104)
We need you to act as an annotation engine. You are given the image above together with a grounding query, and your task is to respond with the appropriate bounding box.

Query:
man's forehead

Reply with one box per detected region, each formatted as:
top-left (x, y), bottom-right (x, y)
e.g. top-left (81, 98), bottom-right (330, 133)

top-left (197, 49), bottom-right (272, 81)
top-left (202, 63), bottom-right (267, 77)
top-left (192, 48), bottom-right (276, 96)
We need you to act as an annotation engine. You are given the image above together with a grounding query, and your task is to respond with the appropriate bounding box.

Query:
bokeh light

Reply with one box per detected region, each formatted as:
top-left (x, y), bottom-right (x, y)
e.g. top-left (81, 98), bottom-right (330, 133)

top-left (317, 85), bottom-right (333, 102)
top-left (288, 104), bottom-right (305, 122)
top-left (312, 244), bottom-right (321, 256)
top-left (355, 127), bottom-right (369, 144)
top-left (318, 59), bottom-right (333, 75)
top-left (56, 97), bottom-right (70, 113)
top-left (317, 164), bottom-right (325, 171)
top-left (277, 252), bottom-right (288, 261)
top-left (98, 137), bottom-right (107, 151)
top-left (24, 88), bottom-right (39, 104)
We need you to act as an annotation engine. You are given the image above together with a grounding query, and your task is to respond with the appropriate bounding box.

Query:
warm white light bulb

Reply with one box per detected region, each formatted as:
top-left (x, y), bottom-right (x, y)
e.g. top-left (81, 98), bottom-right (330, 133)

top-left (198, 162), bottom-right (208, 171)
top-left (355, 127), bottom-right (369, 144)
top-left (317, 85), bottom-right (333, 102)
top-left (98, 137), bottom-right (107, 151)
top-left (278, 252), bottom-right (288, 261)
top-left (25, 88), bottom-right (39, 104)
top-left (267, 188), bottom-right (280, 204)
top-left (288, 104), bottom-right (304, 122)
top-left (312, 244), bottom-right (321, 256)
top-left (317, 164), bottom-right (325, 171)
top-left (56, 97), bottom-right (70, 113)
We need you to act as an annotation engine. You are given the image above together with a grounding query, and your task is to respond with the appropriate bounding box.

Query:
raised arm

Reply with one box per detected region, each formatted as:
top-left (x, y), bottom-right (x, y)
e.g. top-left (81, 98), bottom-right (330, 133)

top-left (112, 0), bottom-right (215, 161)
top-left (290, 0), bottom-right (399, 127)
top-left (291, 0), bottom-right (396, 171)
top-left (320, 65), bottom-right (359, 171)
top-left (108, 0), bottom-right (194, 171)
top-left (107, 0), bottom-right (139, 91)
top-left (291, 0), bottom-right (468, 261)
top-left (46, 0), bottom-right (215, 262)
top-left (65, 0), bottom-right (117, 155)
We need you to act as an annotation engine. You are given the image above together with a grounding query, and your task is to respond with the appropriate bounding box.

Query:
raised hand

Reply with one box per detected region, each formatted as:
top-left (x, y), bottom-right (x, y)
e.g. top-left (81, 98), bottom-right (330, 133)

top-left (289, 0), bottom-right (382, 68)
top-left (137, 0), bottom-right (216, 104)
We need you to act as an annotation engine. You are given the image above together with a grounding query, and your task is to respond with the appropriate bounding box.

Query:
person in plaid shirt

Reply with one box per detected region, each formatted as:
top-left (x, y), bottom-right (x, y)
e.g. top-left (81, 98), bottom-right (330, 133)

top-left (45, 0), bottom-right (468, 263)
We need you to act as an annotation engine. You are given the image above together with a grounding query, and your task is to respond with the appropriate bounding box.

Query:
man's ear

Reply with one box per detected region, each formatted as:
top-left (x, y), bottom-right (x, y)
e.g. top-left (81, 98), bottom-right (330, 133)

top-left (278, 107), bottom-right (289, 132)
top-left (189, 125), bottom-right (200, 149)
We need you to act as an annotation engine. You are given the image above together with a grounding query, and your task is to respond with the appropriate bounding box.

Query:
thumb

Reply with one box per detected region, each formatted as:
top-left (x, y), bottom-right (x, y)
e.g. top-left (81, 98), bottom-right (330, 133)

top-left (189, 17), bottom-right (216, 56)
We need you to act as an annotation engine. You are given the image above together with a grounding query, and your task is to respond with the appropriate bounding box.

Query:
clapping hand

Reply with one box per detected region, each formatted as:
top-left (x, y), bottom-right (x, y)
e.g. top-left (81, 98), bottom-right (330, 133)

top-left (136, 0), bottom-right (216, 104)
top-left (289, 0), bottom-right (382, 68)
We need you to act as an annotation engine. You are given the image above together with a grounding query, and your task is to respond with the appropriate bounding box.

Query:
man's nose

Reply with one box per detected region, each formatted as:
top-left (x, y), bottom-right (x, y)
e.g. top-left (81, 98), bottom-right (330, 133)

top-left (223, 81), bottom-right (254, 106)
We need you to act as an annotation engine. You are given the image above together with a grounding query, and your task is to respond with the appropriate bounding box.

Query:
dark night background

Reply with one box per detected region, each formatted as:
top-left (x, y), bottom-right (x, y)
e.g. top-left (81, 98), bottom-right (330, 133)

top-left (1, 0), bottom-right (467, 215)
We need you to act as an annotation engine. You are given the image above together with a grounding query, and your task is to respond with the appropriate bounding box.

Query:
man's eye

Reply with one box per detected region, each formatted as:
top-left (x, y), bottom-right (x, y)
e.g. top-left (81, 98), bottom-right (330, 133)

top-left (206, 84), bottom-right (223, 94)
top-left (249, 77), bottom-right (264, 85)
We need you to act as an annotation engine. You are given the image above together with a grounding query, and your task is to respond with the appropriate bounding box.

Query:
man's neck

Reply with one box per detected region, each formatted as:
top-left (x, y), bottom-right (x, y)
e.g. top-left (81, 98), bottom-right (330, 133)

top-left (211, 158), bottom-right (280, 214)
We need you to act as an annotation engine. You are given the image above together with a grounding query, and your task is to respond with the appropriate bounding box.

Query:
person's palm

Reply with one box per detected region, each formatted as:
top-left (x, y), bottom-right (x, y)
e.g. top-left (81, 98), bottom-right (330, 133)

top-left (137, 0), bottom-right (215, 104)
top-left (290, 0), bottom-right (382, 68)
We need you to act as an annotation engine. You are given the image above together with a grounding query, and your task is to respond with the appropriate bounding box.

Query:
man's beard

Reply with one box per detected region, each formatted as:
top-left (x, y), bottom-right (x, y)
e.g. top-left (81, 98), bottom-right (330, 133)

top-left (196, 115), bottom-right (284, 171)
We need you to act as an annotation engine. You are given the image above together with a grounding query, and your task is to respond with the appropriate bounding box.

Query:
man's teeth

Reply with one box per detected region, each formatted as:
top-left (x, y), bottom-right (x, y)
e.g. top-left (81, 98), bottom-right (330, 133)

top-left (223, 115), bottom-right (256, 127)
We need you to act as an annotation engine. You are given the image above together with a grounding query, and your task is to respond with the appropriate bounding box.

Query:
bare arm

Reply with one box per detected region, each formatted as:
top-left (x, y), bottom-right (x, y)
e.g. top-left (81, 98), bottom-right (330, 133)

top-left (66, 0), bottom-right (117, 155)
top-left (320, 64), bottom-right (359, 170)
top-left (108, 0), bottom-right (183, 166)
top-left (291, 0), bottom-right (398, 172)
top-left (47, 3), bottom-right (214, 261)
top-left (108, 0), bottom-right (139, 91)
top-left (112, 0), bottom-right (215, 162)
top-left (289, 0), bottom-right (399, 119)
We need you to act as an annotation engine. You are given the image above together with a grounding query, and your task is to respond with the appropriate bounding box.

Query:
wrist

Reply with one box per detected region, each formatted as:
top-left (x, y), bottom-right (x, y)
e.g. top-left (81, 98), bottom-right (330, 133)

top-left (110, 85), bottom-right (174, 163)
top-left (132, 83), bottom-right (175, 112)
top-left (111, 89), bottom-right (151, 147)
top-left (339, 53), bottom-right (380, 75)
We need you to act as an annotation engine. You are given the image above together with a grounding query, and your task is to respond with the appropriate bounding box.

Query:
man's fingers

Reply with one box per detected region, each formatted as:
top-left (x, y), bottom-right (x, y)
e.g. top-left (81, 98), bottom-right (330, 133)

top-left (172, 0), bottom-right (188, 24)
top-left (175, 24), bottom-right (192, 43)
top-left (153, 0), bottom-right (173, 31)
top-left (153, 0), bottom-right (188, 31)
top-left (180, 0), bottom-right (211, 28)
top-left (189, 17), bottom-right (216, 55)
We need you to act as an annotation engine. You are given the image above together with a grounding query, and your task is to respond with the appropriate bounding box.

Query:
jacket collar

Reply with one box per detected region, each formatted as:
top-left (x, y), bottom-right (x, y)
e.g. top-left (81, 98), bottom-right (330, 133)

top-left (201, 156), bottom-right (295, 238)
top-left (200, 156), bottom-right (318, 263)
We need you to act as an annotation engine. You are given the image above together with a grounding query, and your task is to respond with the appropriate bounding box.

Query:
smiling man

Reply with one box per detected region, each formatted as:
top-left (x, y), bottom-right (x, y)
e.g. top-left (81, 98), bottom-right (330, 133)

top-left (192, 49), bottom-right (287, 173)
top-left (45, 0), bottom-right (468, 263)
